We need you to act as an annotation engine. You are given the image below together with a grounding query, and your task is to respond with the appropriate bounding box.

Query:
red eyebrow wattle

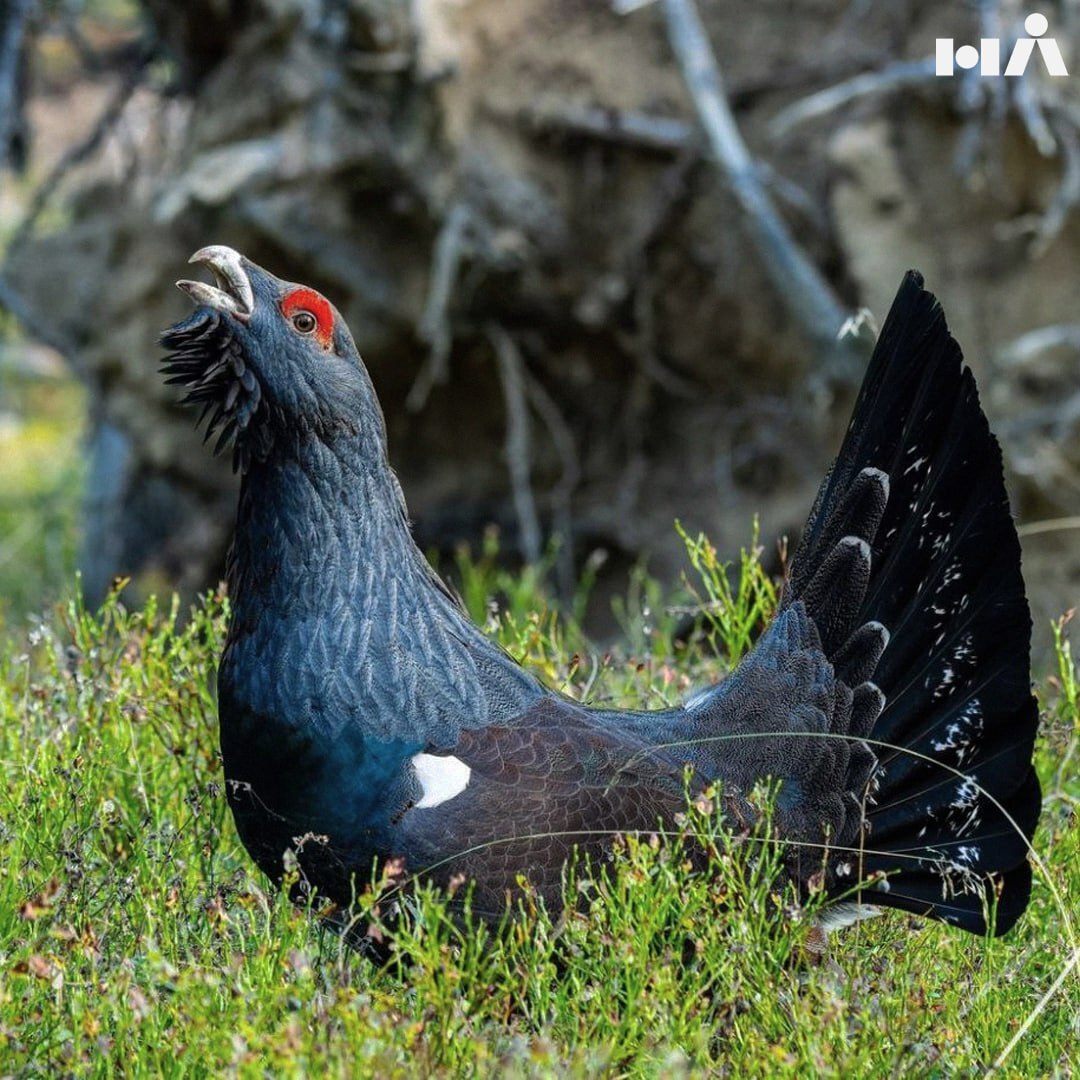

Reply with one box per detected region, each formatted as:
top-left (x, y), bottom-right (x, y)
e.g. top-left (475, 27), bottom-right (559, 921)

top-left (280, 288), bottom-right (334, 346)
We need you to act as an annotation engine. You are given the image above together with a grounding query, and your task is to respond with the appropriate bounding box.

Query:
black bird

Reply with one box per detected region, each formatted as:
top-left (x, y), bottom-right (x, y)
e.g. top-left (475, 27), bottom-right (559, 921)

top-left (163, 246), bottom-right (1041, 938)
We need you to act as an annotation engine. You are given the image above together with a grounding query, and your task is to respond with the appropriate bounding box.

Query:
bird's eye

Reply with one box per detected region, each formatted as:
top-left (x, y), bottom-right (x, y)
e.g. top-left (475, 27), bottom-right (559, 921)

top-left (291, 311), bottom-right (318, 335)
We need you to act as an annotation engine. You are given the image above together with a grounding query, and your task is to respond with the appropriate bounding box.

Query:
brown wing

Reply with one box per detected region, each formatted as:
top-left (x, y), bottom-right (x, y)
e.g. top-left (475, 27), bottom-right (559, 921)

top-left (393, 696), bottom-right (700, 919)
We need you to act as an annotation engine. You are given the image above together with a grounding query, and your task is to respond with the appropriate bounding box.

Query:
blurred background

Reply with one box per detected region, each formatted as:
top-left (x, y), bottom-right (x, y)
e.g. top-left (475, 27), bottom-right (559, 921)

top-left (1, 0), bottom-right (1079, 661)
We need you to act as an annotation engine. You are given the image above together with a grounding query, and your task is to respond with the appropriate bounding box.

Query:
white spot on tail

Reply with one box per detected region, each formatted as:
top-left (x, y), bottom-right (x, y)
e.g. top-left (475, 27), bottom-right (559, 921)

top-left (411, 753), bottom-right (472, 808)
top-left (955, 844), bottom-right (981, 865)
top-left (946, 776), bottom-right (982, 836)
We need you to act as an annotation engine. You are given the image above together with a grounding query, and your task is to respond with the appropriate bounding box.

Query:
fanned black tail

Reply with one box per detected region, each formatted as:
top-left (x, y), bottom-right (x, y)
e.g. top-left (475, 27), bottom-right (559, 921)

top-left (787, 271), bottom-right (1041, 935)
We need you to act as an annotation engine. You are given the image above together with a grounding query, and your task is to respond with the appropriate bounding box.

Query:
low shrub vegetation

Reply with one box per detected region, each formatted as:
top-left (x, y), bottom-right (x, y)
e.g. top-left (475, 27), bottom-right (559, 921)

top-left (0, 535), bottom-right (1077, 1076)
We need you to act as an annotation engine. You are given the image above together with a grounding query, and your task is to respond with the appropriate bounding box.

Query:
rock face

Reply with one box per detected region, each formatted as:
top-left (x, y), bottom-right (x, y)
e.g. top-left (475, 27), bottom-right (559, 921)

top-left (11, 0), bottom-right (1080, 645)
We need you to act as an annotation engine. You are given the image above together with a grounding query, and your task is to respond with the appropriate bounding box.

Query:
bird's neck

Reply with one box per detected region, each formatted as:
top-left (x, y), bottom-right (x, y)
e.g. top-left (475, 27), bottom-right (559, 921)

top-left (229, 431), bottom-right (444, 626)
top-left (221, 429), bottom-right (540, 742)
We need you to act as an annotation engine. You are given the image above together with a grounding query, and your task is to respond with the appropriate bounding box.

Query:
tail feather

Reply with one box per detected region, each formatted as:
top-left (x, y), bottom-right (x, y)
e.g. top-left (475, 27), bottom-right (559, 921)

top-left (852, 860), bottom-right (1033, 933)
top-left (787, 271), bottom-right (1040, 936)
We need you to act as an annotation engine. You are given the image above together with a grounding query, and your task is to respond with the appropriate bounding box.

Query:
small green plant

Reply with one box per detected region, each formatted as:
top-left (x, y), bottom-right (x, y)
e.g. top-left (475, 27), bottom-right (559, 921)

top-left (674, 517), bottom-right (778, 665)
top-left (1050, 612), bottom-right (1079, 730)
top-left (0, 549), bottom-right (1076, 1076)
top-left (1047, 612), bottom-right (1080, 798)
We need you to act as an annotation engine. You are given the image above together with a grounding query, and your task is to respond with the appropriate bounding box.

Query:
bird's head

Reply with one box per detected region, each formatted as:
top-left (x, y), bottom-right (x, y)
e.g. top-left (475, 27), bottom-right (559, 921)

top-left (162, 245), bottom-right (376, 469)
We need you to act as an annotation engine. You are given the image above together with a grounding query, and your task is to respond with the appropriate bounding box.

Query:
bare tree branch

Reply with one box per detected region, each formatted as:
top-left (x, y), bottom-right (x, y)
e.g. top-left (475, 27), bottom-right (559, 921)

top-left (6, 45), bottom-right (154, 257)
top-left (407, 201), bottom-right (473, 412)
top-left (0, 0), bottom-right (31, 175)
top-left (524, 370), bottom-right (580, 599)
top-left (997, 323), bottom-right (1080, 366)
top-left (769, 59), bottom-right (937, 140)
top-left (487, 324), bottom-right (542, 564)
top-left (621, 271), bottom-right (697, 398)
top-left (0, 274), bottom-right (80, 369)
top-left (659, 0), bottom-right (861, 383)
top-left (999, 387), bottom-right (1080, 438)
top-left (1018, 516), bottom-right (1080, 538)
top-left (517, 102), bottom-right (698, 155)
top-left (1030, 108), bottom-right (1080, 257)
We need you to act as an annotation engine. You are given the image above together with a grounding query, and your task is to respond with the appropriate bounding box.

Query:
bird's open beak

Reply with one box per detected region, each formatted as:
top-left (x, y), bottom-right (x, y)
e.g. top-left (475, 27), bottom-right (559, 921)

top-left (176, 245), bottom-right (255, 322)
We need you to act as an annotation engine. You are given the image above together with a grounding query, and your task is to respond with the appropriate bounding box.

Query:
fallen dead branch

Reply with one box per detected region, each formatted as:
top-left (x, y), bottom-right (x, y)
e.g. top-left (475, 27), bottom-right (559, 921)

top-left (769, 59), bottom-right (937, 140)
top-left (0, 0), bottom-right (31, 175)
top-left (657, 0), bottom-right (863, 385)
top-left (488, 324), bottom-right (542, 564)
top-left (407, 202), bottom-right (474, 412)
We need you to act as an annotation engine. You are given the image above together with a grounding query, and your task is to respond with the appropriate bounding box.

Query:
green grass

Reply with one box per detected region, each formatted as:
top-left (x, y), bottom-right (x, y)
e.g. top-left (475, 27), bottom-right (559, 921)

top-left (0, 539), bottom-right (1077, 1077)
top-left (0, 365), bottom-right (85, 626)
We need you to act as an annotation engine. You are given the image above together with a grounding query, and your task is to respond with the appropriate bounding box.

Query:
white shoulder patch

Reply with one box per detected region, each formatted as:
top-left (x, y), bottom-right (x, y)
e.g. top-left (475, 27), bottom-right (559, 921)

top-left (411, 752), bottom-right (472, 809)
